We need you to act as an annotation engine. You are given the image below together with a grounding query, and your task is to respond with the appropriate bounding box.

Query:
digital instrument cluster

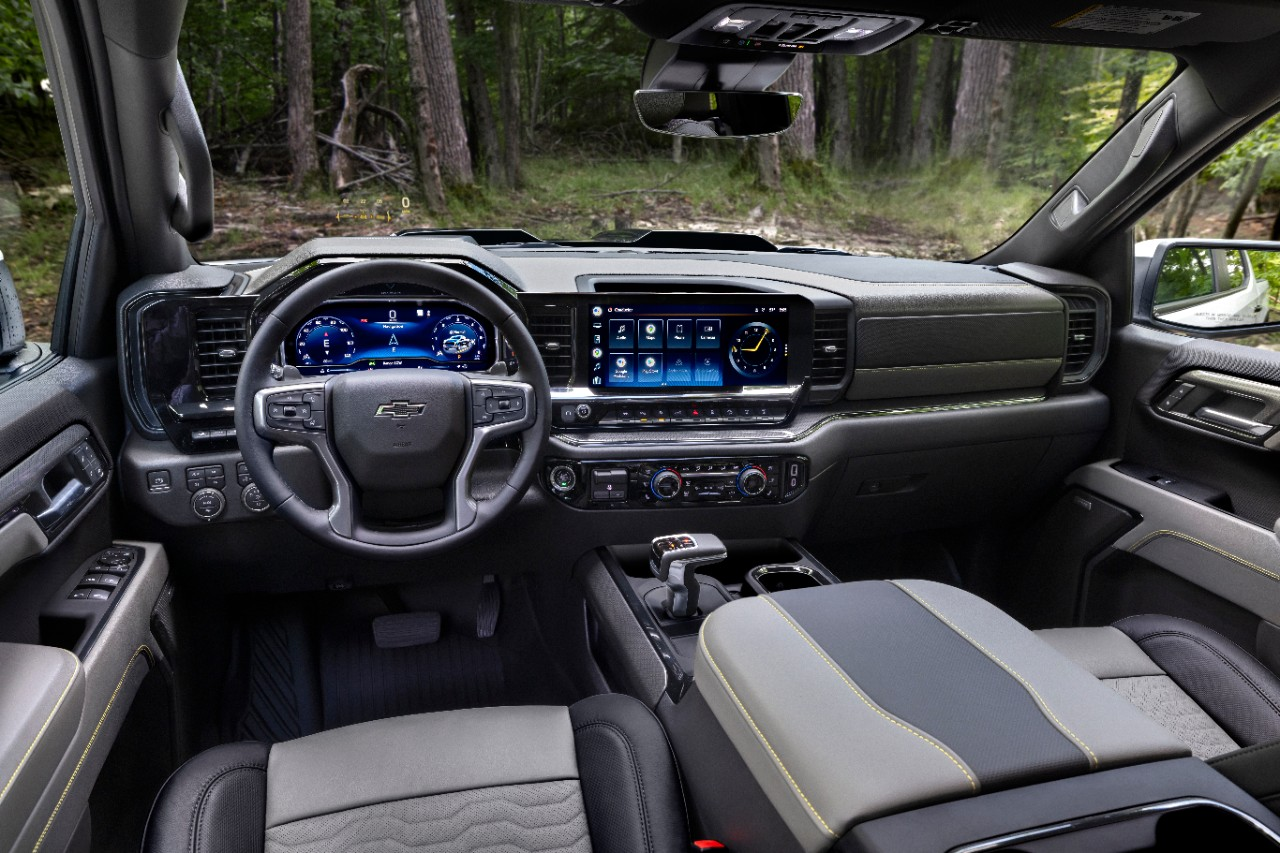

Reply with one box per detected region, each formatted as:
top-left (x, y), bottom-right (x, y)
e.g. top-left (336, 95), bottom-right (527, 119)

top-left (287, 300), bottom-right (495, 376)
top-left (584, 298), bottom-right (796, 390)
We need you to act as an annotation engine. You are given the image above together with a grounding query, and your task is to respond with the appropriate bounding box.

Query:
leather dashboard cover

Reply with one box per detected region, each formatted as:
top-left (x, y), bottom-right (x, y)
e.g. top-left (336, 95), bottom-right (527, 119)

top-left (0, 643), bottom-right (85, 851)
top-left (694, 580), bottom-right (1188, 852)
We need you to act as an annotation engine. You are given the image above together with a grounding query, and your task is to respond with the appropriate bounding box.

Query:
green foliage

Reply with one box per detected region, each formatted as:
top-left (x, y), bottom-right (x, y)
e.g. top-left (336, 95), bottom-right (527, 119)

top-left (0, 0), bottom-right (46, 104)
top-left (1154, 246), bottom-right (1216, 304)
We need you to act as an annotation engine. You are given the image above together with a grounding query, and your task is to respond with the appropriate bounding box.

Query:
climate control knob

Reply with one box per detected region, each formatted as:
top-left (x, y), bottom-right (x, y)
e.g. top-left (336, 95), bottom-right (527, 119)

top-left (650, 468), bottom-right (683, 501)
top-left (737, 465), bottom-right (768, 497)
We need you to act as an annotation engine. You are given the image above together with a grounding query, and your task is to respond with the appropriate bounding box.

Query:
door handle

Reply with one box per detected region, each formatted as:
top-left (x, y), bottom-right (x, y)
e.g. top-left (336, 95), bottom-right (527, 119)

top-left (1194, 406), bottom-right (1274, 437)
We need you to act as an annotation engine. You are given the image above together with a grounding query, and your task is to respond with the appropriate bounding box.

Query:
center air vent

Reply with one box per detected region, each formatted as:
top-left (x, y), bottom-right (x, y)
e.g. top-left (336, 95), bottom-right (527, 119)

top-left (1059, 293), bottom-right (1104, 382)
top-left (811, 310), bottom-right (850, 386)
top-left (194, 312), bottom-right (248, 399)
top-left (526, 304), bottom-right (574, 386)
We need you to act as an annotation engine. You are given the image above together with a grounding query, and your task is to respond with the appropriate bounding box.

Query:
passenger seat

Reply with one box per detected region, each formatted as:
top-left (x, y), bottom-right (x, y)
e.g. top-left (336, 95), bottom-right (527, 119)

top-left (1041, 615), bottom-right (1280, 811)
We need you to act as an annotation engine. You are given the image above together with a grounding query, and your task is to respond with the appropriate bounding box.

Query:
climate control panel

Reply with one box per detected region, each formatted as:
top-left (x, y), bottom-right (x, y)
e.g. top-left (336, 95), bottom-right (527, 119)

top-left (543, 456), bottom-right (808, 509)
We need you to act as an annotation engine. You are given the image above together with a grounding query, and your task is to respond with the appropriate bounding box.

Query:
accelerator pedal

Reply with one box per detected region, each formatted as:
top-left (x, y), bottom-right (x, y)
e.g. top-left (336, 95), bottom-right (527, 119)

top-left (476, 574), bottom-right (501, 639)
top-left (372, 612), bottom-right (441, 649)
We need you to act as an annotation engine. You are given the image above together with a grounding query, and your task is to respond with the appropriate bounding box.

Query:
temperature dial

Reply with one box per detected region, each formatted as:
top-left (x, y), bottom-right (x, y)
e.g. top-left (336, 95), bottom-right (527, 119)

top-left (737, 465), bottom-right (768, 497)
top-left (650, 469), bottom-right (684, 501)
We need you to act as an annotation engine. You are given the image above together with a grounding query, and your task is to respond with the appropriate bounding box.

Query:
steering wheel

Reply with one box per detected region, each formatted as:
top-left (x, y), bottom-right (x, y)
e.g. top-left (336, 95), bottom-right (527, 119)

top-left (233, 259), bottom-right (551, 559)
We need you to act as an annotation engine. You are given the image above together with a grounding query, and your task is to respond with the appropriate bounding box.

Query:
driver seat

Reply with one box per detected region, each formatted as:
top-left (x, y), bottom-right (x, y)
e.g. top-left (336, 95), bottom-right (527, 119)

top-left (142, 694), bottom-right (689, 853)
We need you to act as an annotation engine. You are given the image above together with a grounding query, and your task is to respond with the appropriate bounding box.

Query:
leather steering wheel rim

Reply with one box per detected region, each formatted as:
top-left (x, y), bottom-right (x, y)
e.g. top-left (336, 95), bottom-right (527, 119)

top-left (233, 259), bottom-right (551, 560)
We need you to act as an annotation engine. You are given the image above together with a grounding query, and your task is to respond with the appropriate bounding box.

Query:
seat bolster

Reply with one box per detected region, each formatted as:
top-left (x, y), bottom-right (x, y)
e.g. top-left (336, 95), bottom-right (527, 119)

top-left (1035, 627), bottom-right (1164, 679)
top-left (570, 693), bottom-right (691, 853)
top-left (1116, 614), bottom-right (1280, 747)
top-left (143, 741), bottom-right (269, 853)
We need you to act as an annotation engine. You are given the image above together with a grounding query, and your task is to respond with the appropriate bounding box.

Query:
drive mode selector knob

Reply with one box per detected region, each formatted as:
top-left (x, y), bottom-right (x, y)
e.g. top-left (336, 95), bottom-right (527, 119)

top-left (549, 465), bottom-right (577, 494)
top-left (737, 465), bottom-right (768, 497)
top-left (191, 487), bottom-right (226, 521)
top-left (650, 468), bottom-right (683, 500)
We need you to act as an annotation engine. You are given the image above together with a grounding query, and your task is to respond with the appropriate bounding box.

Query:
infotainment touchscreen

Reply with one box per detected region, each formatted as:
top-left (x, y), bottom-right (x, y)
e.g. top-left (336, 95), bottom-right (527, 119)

top-left (583, 297), bottom-right (800, 390)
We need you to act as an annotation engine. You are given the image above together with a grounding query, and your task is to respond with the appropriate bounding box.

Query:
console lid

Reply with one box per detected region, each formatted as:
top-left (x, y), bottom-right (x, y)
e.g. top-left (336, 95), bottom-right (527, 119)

top-left (694, 580), bottom-right (1189, 852)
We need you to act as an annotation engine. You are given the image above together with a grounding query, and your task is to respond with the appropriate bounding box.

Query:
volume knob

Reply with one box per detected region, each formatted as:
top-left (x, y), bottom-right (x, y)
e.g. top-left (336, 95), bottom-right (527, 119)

top-left (650, 468), bottom-right (683, 501)
top-left (737, 465), bottom-right (768, 497)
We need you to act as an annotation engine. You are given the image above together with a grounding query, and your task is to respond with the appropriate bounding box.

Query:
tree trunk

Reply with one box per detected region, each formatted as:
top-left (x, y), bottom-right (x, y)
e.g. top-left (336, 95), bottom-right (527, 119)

top-left (1224, 157), bottom-right (1270, 239)
top-left (888, 43), bottom-right (918, 167)
top-left (1171, 179), bottom-right (1205, 236)
top-left (495, 0), bottom-right (523, 189)
top-left (821, 55), bottom-right (853, 171)
top-left (1271, 206), bottom-right (1280, 241)
top-left (414, 0), bottom-right (473, 186)
top-left (756, 135), bottom-right (782, 191)
top-left (329, 64), bottom-right (379, 191)
top-left (949, 39), bottom-right (1014, 164)
top-left (285, 0), bottom-right (319, 189)
top-left (454, 0), bottom-right (501, 183)
top-left (778, 54), bottom-right (816, 162)
top-left (672, 136), bottom-right (683, 164)
top-left (1113, 52), bottom-right (1147, 130)
top-left (982, 42), bottom-right (1015, 169)
top-left (399, 0), bottom-right (447, 212)
top-left (912, 37), bottom-right (952, 167)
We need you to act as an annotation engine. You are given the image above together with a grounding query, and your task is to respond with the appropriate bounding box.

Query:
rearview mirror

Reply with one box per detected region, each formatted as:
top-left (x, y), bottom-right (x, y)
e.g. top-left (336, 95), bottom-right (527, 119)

top-left (1144, 240), bottom-right (1277, 330)
top-left (634, 90), bottom-right (800, 139)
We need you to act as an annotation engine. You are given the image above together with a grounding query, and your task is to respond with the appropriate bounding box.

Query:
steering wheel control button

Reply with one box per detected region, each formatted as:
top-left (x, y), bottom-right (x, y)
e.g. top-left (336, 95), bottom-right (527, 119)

top-left (191, 487), bottom-right (227, 522)
top-left (549, 465), bottom-right (578, 494)
top-left (146, 469), bottom-right (172, 493)
top-left (241, 483), bottom-right (271, 513)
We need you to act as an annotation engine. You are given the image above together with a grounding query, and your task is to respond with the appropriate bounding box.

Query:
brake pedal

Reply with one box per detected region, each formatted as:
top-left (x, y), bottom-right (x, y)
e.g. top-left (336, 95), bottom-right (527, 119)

top-left (476, 574), bottom-right (501, 639)
top-left (372, 612), bottom-right (441, 648)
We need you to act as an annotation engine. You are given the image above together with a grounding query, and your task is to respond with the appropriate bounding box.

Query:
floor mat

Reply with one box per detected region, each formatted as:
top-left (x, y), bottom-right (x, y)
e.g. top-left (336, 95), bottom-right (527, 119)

top-left (319, 620), bottom-right (506, 729)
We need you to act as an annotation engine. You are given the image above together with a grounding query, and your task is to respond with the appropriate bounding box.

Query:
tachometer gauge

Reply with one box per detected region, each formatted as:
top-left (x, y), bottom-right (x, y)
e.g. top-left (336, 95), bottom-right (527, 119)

top-left (295, 316), bottom-right (357, 366)
top-left (728, 321), bottom-right (782, 379)
top-left (430, 314), bottom-right (488, 361)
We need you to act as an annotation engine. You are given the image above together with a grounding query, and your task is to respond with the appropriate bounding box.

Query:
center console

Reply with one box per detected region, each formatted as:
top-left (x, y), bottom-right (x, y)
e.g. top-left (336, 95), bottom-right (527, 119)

top-left (544, 455), bottom-right (809, 508)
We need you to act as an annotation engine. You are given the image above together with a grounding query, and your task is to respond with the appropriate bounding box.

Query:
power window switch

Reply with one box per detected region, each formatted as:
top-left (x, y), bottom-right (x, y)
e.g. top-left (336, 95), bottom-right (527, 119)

top-left (69, 588), bottom-right (111, 601)
top-left (81, 574), bottom-right (121, 588)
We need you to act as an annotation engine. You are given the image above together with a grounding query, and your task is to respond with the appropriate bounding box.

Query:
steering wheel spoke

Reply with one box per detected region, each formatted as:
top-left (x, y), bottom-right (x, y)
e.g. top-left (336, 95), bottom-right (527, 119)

top-left (453, 377), bottom-right (537, 530)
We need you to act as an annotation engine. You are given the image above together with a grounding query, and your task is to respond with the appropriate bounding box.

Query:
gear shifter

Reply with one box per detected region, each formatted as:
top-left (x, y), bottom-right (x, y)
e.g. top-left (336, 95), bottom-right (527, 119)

top-left (649, 533), bottom-right (728, 619)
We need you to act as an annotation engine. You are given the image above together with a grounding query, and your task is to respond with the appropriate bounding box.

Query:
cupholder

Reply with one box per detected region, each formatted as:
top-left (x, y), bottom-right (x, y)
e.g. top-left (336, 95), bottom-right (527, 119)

top-left (746, 563), bottom-right (834, 596)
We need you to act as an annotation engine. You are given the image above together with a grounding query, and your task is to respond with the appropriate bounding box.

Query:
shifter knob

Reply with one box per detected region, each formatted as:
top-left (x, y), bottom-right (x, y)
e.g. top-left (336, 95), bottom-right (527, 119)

top-left (649, 533), bottom-right (728, 619)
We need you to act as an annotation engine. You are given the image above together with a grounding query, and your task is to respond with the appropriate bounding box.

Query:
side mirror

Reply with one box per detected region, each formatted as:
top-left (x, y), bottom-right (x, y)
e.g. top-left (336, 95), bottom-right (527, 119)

top-left (0, 251), bottom-right (25, 358)
top-left (1144, 240), bottom-right (1276, 331)
top-left (634, 90), bottom-right (800, 139)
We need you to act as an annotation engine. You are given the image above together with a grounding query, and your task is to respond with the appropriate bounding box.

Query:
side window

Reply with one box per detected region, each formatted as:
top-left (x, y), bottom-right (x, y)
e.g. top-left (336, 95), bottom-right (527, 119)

top-left (1139, 118), bottom-right (1280, 341)
top-left (0, 3), bottom-right (75, 354)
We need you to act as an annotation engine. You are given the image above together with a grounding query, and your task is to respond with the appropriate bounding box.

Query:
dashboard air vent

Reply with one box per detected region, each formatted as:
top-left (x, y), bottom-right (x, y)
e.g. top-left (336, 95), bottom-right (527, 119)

top-left (811, 310), bottom-right (850, 386)
top-left (194, 312), bottom-right (248, 399)
top-left (527, 305), bottom-right (574, 386)
top-left (1061, 294), bottom-right (1101, 381)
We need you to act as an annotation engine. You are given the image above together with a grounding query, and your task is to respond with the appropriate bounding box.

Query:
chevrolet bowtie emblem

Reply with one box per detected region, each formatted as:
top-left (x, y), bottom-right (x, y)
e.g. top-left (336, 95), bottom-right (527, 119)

top-left (375, 401), bottom-right (426, 419)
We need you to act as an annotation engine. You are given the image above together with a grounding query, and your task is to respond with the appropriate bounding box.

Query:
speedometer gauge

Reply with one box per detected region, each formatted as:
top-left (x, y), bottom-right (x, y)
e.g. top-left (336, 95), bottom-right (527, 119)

top-left (295, 316), bottom-right (357, 367)
top-left (430, 314), bottom-right (488, 362)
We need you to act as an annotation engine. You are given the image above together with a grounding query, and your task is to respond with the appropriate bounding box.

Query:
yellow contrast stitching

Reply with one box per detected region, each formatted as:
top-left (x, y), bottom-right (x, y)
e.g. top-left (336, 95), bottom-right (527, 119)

top-left (1128, 530), bottom-right (1280, 583)
top-left (698, 633), bottom-right (837, 838)
top-left (0, 653), bottom-right (80, 805)
top-left (32, 645), bottom-right (152, 853)
top-left (890, 582), bottom-right (1099, 768)
top-left (758, 596), bottom-right (977, 792)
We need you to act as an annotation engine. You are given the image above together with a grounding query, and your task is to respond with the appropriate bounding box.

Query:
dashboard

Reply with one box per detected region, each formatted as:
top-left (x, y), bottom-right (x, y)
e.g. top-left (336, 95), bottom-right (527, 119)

top-left (286, 299), bottom-right (495, 376)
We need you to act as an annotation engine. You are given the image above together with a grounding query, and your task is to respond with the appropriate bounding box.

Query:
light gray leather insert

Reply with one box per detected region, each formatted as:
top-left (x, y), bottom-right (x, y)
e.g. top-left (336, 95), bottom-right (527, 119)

top-left (891, 581), bottom-right (1188, 768)
top-left (1036, 627), bottom-right (1165, 679)
top-left (265, 780), bottom-right (592, 853)
top-left (266, 706), bottom-right (580, 829)
top-left (696, 594), bottom-right (980, 853)
top-left (0, 644), bottom-right (84, 853)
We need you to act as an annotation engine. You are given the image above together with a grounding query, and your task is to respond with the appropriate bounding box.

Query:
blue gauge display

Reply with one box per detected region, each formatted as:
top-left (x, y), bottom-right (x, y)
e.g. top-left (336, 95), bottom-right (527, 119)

top-left (288, 300), bottom-right (495, 376)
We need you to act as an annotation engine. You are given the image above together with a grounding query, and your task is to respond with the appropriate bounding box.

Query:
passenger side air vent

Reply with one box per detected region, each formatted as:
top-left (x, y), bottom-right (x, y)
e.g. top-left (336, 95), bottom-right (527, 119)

top-left (194, 311), bottom-right (249, 399)
top-left (1059, 293), bottom-right (1105, 383)
top-left (526, 305), bottom-right (574, 386)
top-left (811, 310), bottom-right (850, 387)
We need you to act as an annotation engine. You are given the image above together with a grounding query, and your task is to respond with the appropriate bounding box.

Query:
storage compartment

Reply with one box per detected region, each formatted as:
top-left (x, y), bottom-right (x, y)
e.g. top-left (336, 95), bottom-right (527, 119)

top-left (745, 563), bottom-right (835, 595)
top-left (608, 537), bottom-right (824, 593)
